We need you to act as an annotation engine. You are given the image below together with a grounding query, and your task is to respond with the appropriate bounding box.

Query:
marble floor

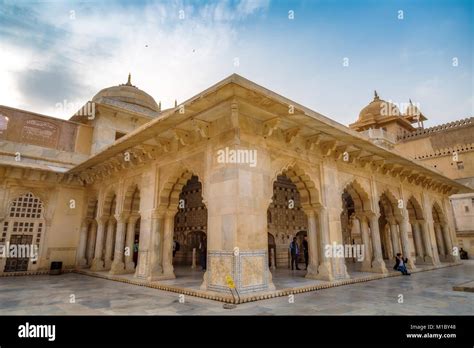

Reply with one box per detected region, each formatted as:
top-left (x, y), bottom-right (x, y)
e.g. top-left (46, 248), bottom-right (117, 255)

top-left (0, 261), bottom-right (472, 315)
top-left (77, 260), bottom-right (453, 292)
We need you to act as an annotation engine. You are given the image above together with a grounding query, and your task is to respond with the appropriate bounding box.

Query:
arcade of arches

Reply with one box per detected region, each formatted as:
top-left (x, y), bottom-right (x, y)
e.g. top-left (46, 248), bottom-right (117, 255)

top-left (1, 165), bottom-right (461, 296)
top-left (68, 168), bottom-right (459, 294)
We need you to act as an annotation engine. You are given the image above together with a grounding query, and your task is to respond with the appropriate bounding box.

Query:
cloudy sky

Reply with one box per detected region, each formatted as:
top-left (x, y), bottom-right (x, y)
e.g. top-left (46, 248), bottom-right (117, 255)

top-left (0, 0), bottom-right (472, 126)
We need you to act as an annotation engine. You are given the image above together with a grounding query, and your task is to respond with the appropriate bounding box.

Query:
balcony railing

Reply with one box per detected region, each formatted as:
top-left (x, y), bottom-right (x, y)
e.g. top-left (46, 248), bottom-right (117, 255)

top-left (361, 128), bottom-right (397, 145)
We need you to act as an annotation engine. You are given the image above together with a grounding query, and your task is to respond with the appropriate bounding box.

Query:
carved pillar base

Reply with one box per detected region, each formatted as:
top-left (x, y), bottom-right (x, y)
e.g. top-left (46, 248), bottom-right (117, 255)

top-left (147, 273), bottom-right (176, 282)
top-left (76, 258), bottom-right (88, 268)
top-left (406, 258), bottom-right (416, 270)
top-left (315, 262), bottom-right (334, 281)
top-left (423, 255), bottom-right (435, 265)
top-left (445, 254), bottom-right (455, 262)
top-left (104, 259), bottom-right (112, 270)
top-left (125, 262), bottom-right (136, 272)
top-left (304, 264), bottom-right (319, 279)
top-left (360, 261), bottom-right (373, 273)
top-left (109, 261), bottom-right (126, 275)
top-left (90, 258), bottom-right (105, 271)
top-left (371, 258), bottom-right (388, 273)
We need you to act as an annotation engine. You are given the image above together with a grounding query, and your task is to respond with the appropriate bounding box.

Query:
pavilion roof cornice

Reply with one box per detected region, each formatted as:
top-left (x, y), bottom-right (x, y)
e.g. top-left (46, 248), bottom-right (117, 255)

top-left (66, 74), bottom-right (472, 194)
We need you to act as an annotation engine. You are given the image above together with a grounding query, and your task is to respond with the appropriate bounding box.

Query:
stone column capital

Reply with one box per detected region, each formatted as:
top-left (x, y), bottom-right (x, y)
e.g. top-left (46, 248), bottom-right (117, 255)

top-left (366, 211), bottom-right (380, 220)
top-left (165, 209), bottom-right (176, 219)
top-left (316, 205), bottom-right (328, 215)
top-left (152, 207), bottom-right (167, 218)
top-left (114, 213), bottom-right (130, 223)
top-left (96, 215), bottom-right (109, 224)
top-left (304, 207), bottom-right (316, 218)
top-left (353, 212), bottom-right (367, 222)
top-left (128, 213), bottom-right (141, 223)
top-left (82, 218), bottom-right (93, 226)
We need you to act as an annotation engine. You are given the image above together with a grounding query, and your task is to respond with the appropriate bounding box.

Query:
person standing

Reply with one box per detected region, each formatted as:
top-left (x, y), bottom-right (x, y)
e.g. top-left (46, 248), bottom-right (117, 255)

top-left (199, 236), bottom-right (207, 271)
top-left (302, 235), bottom-right (309, 270)
top-left (172, 239), bottom-right (180, 258)
top-left (133, 239), bottom-right (139, 266)
top-left (289, 237), bottom-right (300, 270)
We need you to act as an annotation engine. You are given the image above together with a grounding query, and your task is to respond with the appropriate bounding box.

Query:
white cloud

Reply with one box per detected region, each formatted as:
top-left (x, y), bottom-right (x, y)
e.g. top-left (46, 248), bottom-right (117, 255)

top-left (236, 0), bottom-right (270, 17)
top-left (0, 0), bottom-right (269, 119)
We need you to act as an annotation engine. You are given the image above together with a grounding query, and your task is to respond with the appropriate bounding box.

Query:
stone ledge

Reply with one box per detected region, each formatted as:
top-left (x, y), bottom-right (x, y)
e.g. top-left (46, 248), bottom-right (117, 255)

top-left (453, 280), bottom-right (474, 292)
top-left (0, 269), bottom-right (75, 277)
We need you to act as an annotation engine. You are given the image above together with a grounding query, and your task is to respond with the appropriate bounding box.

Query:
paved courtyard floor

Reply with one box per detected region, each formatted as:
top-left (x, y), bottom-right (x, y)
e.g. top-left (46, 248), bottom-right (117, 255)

top-left (0, 261), bottom-right (472, 315)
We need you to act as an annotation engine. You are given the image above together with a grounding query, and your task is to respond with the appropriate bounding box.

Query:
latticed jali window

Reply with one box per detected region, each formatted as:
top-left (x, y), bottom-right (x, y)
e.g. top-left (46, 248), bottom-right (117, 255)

top-left (2, 192), bottom-right (45, 272)
top-left (9, 192), bottom-right (43, 218)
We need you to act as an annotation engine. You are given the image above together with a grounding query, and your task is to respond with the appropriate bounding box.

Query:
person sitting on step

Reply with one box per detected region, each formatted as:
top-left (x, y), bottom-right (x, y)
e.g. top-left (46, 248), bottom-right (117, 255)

top-left (394, 253), bottom-right (410, 275)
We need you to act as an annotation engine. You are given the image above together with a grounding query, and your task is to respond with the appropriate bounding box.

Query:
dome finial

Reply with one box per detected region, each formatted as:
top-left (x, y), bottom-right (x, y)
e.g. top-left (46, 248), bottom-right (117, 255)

top-left (409, 98), bottom-right (413, 105)
top-left (374, 90), bottom-right (379, 100)
top-left (126, 73), bottom-right (132, 86)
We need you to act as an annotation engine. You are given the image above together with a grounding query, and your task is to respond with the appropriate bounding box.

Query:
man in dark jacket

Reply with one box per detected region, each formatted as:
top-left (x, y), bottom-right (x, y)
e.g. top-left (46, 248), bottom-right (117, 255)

top-left (290, 237), bottom-right (300, 270)
top-left (302, 235), bottom-right (309, 270)
top-left (199, 236), bottom-right (207, 271)
top-left (394, 253), bottom-right (410, 275)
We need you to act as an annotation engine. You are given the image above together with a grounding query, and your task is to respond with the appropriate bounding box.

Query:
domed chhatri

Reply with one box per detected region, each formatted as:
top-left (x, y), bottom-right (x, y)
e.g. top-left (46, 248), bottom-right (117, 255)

top-left (92, 73), bottom-right (159, 112)
top-left (357, 90), bottom-right (401, 122)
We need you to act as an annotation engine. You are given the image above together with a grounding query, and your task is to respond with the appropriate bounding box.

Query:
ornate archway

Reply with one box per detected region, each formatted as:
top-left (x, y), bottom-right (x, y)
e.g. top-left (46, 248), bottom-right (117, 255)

top-left (173, 175), bottom-right (207, 268)
top-left (340, 180), bottom-right (375, 272)
top-left (267, 174), bottom-right (308, 271)
top-left (151, 168), bottom-right (207, 279)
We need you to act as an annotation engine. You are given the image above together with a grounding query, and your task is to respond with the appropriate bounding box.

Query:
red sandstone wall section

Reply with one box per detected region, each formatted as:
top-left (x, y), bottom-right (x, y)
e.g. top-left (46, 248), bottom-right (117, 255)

top-left (0, 106), bottom-right (81, 153)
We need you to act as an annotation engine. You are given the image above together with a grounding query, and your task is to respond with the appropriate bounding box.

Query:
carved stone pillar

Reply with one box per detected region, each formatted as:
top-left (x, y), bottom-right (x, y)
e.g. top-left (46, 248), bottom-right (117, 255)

top-left (385, 224), bottom-right (394, 260)
top-left (316, 206), bottom-right (334, 281)
top-left (148, 212), bottom-right (167, 281)
top-left (110, 214), bottom-right (129, 275)
top-left (104, 218), bottom-right (116, 270)
top-left (369, 213), bottom-right (387, 273)
top-left (419, 220), bottom-right (438, 265)
top-left (76, 220), bottom-right (89, 267)
top-left (161, 210), bottom-right (175, 278)
top-left (441, 224), bottom-right (455, 262)
top-left (125, 215), bottom-right (139, 272)
top-left (389, 222), bottom-right (400, 256)
top-left (412, 222), bottom-right (424, 264)
top-left (305, 209), bottom-right (319, 279)
top-left (270, 248), bottom-right (276, 270)
top-left (86, 222), bottom-right (97, 265)
top-left (434, 223), bottom-right (446, 258)
top-left (398, 214), bottom-right (416, 269)
top-left (358, 215), bottom-right (372, 272)
top-left (191, 248), bottom-right (197, 269)
top-left (90, 216), bottom-right (108, 271)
